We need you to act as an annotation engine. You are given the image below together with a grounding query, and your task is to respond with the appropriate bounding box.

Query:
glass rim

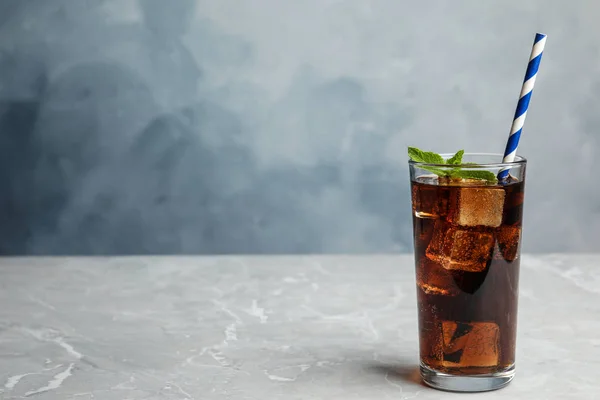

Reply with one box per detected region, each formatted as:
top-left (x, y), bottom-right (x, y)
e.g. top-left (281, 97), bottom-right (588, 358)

top-left (408, 153), bottom-right (527, 168)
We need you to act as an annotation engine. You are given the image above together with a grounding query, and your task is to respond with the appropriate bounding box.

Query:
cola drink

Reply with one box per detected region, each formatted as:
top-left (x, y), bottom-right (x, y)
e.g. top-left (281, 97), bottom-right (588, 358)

top-left (410, 165), bottom-right (525, 390)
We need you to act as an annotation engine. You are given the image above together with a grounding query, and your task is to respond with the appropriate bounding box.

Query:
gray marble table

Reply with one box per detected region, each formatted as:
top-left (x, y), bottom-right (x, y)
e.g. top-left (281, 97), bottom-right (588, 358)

top-left (0, 255), bottom-right (598, 399)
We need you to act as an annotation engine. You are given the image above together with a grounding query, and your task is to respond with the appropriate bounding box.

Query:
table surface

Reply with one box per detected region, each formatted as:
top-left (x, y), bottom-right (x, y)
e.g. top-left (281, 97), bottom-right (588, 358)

top-left (0, 255), bottom-right (597, 399)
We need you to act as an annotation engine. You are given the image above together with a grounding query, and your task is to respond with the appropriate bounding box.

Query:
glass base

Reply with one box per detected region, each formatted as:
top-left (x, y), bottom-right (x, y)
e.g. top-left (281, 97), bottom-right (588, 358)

top-left (420, 363), bottom-right (515, 392)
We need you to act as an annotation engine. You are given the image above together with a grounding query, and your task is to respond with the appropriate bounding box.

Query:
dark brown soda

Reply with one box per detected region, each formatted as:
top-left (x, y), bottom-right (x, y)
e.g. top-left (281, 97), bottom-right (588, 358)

top-left (412, 176), bottom-right (524, 375)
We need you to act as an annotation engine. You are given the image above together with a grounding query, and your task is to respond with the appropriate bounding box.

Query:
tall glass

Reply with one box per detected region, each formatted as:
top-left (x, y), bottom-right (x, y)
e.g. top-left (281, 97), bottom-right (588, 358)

top-left (409, 153), bottom-right (526, 392)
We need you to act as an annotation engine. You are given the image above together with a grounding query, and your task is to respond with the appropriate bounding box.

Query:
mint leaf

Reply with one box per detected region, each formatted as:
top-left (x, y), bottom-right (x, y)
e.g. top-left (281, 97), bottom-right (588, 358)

top-left (408, 147), bottom-right (445, 164)
top-left (408, 147), bottom-right (449, 176)
top-left (408, 147), bottom-right (498, 183)
top-left (451, 170), bottom-right (498, 183)
top-left (446, 150), bottom-right (464, 165)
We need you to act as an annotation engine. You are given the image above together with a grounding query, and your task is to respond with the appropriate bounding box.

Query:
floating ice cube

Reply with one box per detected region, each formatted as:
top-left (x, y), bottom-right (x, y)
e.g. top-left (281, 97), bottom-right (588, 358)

top-left (495, 225), bottom-right (521, 262)
top-left (449, 186), bottom-right (505, 228)
top-left (441, 321), bottom-right (500, 368)
top-left (426, 221), bottom-right (495, 272)
top-left (416, 259), bottom-right (460, 296)
top-left (412, 177), bottom-right (448, 219)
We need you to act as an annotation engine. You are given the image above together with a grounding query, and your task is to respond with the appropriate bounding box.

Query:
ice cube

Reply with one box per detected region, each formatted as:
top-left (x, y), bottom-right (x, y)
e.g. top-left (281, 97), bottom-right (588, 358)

top-left (441, 321), bottom-right (500, 368)
top-left (416, 259), bottom-right (460, 296)
top-left (412, 179), bottom-right (448, 219)
top-left (439, 177), bottom-right (489, 186)
top-left (495, 225), bottom-right (521, 262)
top-left (448, 186), bottom-right (505, 227)
top-left (426, 221), bottom-right (495, 272)
top-left (440, 321), bottom-right (472, 363)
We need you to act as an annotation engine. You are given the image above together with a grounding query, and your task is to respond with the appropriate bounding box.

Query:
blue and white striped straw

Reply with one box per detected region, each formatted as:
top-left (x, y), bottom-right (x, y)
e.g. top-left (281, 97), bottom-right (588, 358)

top-left (498, 33), bottom-right (547, 180)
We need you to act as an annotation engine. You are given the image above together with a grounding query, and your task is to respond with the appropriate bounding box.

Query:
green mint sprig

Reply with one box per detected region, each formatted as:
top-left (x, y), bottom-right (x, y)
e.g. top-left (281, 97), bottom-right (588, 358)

top-left (408, 147), bottom-right (498, 183)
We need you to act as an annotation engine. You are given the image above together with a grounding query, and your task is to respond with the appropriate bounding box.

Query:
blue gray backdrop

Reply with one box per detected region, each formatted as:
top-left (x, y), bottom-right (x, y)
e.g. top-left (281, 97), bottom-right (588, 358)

top-left (0, 0), bottom-right (597, 255)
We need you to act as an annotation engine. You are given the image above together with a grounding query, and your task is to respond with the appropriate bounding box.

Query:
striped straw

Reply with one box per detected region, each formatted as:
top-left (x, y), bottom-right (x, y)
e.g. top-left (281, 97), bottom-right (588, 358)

top-left (498, 33), bottom-right (547, 180)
